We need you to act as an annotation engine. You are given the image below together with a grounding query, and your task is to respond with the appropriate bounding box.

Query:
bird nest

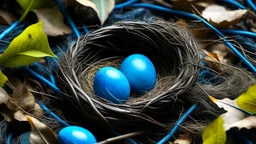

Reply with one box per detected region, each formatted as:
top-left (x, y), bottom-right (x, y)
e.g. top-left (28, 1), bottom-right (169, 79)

top-left (58, 21), bottom-right (201, 136)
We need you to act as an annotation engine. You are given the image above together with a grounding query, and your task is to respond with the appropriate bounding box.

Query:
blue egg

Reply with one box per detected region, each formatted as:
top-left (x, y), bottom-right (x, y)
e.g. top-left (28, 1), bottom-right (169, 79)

top-left (120, 54), bottom-right (156, 94)
top-left (93, 66), bottom-right (130, 104)
top-left (58, 126), bottom-right (96, 144)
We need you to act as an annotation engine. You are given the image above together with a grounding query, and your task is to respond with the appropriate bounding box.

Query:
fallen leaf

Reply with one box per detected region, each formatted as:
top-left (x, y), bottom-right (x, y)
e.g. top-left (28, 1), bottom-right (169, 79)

top-left (174, 133), bottom-right (192, 144)
top-left (27, 116), bottom-right (58, 144)
top-left (0, 21), bottom-right (57, 68)
top-left (77, 0), bottom-right (115, 25)
top-left (29, 103), bottom-right (43, 118)
top-left (236, 84), bottom-right (256, 114)
top-left (0, 88), bottom-right (9, 104)
top-left (14, 110), bottom-right (27, 121)
top-left (12, 83), bottom-right (35, 112)
top-left (202, 5), bottom-right (247, 28)
top-left (226, 116), bottom-right (256, 131)
top-left (0, 71), bottom-right (8, 87)
top-left (6, 98), bottom-right (19, 111)
top-left (202, 116), bottom-right (226, 144)
top-left (209, 96), bottom-right (248, 130)
top-left (33, 8), bottom-right (72, 36)
top-left (0, 9), bottom-right (16, 25)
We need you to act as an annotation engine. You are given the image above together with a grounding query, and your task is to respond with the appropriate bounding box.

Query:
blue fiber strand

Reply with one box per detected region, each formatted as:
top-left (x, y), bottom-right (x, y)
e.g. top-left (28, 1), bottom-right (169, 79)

top-left (246, 0), bottom-right (256, 12)
top-left (7, 133), bottom-right (12, 144)
top-left (24, 67), bottom-right (61, 93)
top-left (157, 104), bottom-right (197, 144)
top-left (41, 104), bottom-right (69, 127)
top-left (131, 3), bottom-right (256, 73)
top-left (82, 24), bottom-right (89, 34)
top-left (50, 74), bottom-right (56, 85)
top-left (0, 21), bottom-right (19, 40)
top-left (220, 29), bottom-right (256, 39)
top-left (56, 0), bottom-right (80, 38)
top-left (114, 0), bottom-right (138, 10)
top-left (222, 0), bottom-right (246, 9)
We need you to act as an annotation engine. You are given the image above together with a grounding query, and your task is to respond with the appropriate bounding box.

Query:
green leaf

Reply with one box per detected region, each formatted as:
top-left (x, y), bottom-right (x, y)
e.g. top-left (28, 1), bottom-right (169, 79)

top-left (16, 0), bottom-right (54, 10)
top-left (0, 71), bottom-right (7, 87)
top-left (202, 117), bottom-right (226, 144)
top-left (237, 84), bottom-right (256, 114)
top-left (0, 21), bottom-right (57, 68)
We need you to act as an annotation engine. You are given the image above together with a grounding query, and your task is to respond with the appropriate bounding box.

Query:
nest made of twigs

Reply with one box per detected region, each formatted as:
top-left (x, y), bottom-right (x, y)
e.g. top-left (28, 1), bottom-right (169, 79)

top-left (58, 21), bottom-right (201, 136)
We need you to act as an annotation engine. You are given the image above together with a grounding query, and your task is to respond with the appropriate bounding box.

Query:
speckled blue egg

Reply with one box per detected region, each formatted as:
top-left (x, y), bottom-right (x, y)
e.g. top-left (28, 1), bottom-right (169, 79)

top-left (93, 66), bottom-right (130, 104)
top-left (120, 54), bottom-right (156, 94)
top-left (58, 126), bottom-right (96, 144)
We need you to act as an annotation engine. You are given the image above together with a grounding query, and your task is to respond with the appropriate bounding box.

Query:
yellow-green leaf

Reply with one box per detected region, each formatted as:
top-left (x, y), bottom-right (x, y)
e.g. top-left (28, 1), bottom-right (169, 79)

top-left (0, 71), bottom-right (7, 87)
top-left (0, 21), bottom-right (57, 68)
top-left (16, 0), bottom-right (54, 10)
top-left (202, 117), bottom-right (226, 144)
top-left (237, 84), bottom-right (256, 114)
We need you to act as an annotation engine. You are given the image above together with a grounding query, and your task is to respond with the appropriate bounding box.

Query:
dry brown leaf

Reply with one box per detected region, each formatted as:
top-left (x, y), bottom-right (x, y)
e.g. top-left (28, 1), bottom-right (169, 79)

top-left (0, 88), bottom-right (9, 104)
top-left (174, 133), bottom-right (192, 144)
top-left (0, 9), bottom-right (16, 25)
top-left (12, 83), bottom-right (35, 112)
top-left (33, 8), bottom-right (72, 36)
top-left (27, 116), bottom-right (58, 144)
top-left (176, 19), bottom-right (210, 40)
top-left (14, 110), bottom-right (27, 121)
top-left (202, 5), bottom-right (247, 28)
top-left (29, 104), bottom-right (43, 118)
top-left (6, 98), bottom-right (19, 111)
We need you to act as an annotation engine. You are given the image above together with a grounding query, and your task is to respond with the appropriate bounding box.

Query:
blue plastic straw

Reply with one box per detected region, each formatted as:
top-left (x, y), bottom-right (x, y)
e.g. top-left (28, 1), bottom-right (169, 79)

top-left (0, 21), bottom-right (19, 40)
top-left (114, 0), bottom-right (138, 10)
top-left (246, 0), bottom-right (256, 12)
top-left (24, 67), bottom-right (61, 94)
top-left (56, 0), bottom-right (81, 38)
top-left (41, 104), bottom-right (69, 127)
top-left (157, 104), bottom-right (197, 144)
top-left (222, 0), bottom-right (246, 9)
top-left (220, 29), bottom-right (256, 39)
top-left (131, 3), bottom-right (256, 73)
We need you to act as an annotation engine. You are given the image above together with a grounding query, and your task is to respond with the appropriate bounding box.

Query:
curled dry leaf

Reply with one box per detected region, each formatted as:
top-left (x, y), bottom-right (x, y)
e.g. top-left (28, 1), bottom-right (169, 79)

top-left (0, 88), bottom-right (9, 104)
top-left (33, 8), bottom-right (72, 36)
top-left (29, 103), bottom-right (43, 118)
top-left (12, 83), bottom-right (35, 112)
top-left (202, 5), bottom-right (247, 28)
top-left (14, 110), bottom-right (27, 121)
top-left (27, 116), bottom-right (58, 144)
top-left (0, 9), bottom-right (16, 25)
top-left (203, 43), bottom-right (236, 71)
top-left (174, 133), bottom-right (192, 144)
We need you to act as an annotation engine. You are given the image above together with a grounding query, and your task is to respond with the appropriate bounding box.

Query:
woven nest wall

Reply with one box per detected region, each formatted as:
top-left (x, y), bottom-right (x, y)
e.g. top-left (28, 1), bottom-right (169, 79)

top-left (57, 21), bottom-right (201, 135)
